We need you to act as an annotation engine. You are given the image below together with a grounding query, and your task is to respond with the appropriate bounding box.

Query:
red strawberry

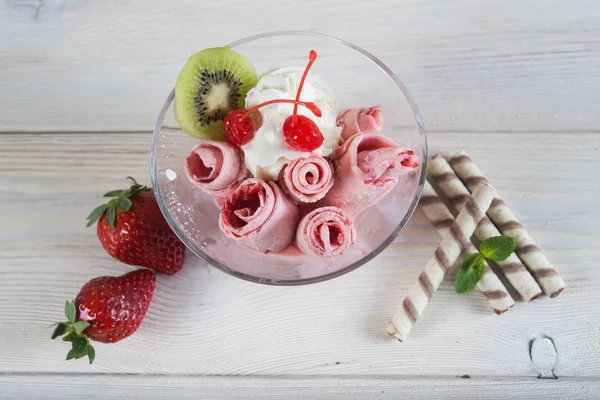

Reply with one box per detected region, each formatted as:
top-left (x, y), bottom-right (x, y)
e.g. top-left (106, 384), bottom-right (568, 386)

top-left (51, 269), bottom-right (155, 364)
top-left (86, 177), bottom-right (185, 275)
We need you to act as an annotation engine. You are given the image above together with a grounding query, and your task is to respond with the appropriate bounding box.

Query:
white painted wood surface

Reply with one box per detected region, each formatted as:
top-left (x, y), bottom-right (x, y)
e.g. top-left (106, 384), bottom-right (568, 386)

top-left (1, 375), bottom-right (600, 399)
top-left (1, 0), bottom-right (600, 133)
top-left (2, 0), bottom-right (600, 397)
top-left (0, 132), bottom-right (599, 398)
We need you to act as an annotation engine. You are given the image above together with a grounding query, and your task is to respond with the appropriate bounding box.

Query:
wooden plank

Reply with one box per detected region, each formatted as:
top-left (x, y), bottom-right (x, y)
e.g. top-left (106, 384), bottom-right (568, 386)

top-left (0, 375), bottom-right (599, 399)
top-left (1, 0), bottom-right (600, 132)
top-left (0, 132), bottom-right (599, 377)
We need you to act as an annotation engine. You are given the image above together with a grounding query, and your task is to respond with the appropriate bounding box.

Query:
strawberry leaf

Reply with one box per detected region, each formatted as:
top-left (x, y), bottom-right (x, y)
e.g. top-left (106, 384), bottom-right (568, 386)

top-left (72, 337), bottom-right (89, 358)
top-left (51, 323), bottom-right (68, 339)
top-left (86, 204), bottom-right (108, 227)
top-left (118, 197), bottom-right (132, 212)
top-left (87, 344), bottom-right (96, 364)
top-left (104, 190), bottom-right (125, 198)
top-left (88, 177), bottom-right (149, 229)
top-left (73, 321), bottom-right (90, 335)
top-left (65, 300), bottom-right (76, 323)
top-left (125, 177), bottom-right (148, 196)
top-left (106, 204), bottom-right (117, 228)
top-left (53, 301), bottom-right (95, 363)
top-left (63, 332), bottom-right (77, 342)
top-left (66, 349), bottom-right (77, 360)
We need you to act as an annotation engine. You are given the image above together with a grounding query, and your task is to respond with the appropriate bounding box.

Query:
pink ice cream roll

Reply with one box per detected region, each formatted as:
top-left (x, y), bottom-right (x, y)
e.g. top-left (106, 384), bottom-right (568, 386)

top-left (320, 132), bottom-right (419, 216)
top-left (296, 206), bottom-right (357, 258)
top-left (336, 106), bottom-right (384, 141)
top-left (185, 140), bottom-right (250, 198)
top-left (219, 178), bottom-right (300, 253)
top-left (279, 155), bottom-right (335, 204)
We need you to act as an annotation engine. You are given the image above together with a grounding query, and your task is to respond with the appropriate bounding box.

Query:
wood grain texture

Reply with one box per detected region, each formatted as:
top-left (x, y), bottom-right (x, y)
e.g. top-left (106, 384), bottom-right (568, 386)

top-left (1, 132), bottom-right (599, 378)
top-left (1, 375), bottom-right (599, 399)
top-left (1, 0), bottom-right (600, 132)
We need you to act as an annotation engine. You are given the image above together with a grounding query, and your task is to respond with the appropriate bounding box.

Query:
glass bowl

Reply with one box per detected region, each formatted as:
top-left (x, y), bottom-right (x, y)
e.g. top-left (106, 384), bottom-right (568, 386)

top-left (151, 31), bottom-right (427, 285)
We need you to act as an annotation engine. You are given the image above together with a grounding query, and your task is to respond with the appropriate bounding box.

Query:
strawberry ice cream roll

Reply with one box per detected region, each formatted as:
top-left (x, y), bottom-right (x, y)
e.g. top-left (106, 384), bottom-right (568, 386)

top-left (279, 155), bottom-right (335, 204)
top-left (321, 133), bottom-right (419, 216)
top-left (219, 178), bottom-right (300, 253)
top-left (336, 106), bottom-right (384, 141)
top-left (296, 206), bottom-right (356, 258)
top-left (185, 140), bottom-right (250, 197)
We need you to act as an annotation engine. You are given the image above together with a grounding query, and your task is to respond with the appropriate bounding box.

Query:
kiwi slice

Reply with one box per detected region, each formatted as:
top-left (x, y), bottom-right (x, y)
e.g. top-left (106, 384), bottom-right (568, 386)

top-left (175, 47), bottom-right (258, 140)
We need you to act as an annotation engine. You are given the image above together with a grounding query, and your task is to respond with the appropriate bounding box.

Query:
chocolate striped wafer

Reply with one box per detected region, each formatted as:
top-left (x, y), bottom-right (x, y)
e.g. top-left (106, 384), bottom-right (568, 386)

top-left (429, 155), bottom-right (542, 302)
top-left (420, 181), bottom-right (515, 314)
top-left (448, 151), bottom-right (566, 298)
top-left (387, 183), bottom-right (495, 342)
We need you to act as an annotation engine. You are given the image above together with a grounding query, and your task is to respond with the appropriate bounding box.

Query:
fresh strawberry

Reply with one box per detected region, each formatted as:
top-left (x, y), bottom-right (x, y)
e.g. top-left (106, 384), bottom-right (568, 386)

top-left (51, 269), bottom-right (155, 364)
top-left (86, 177), bottom-right (185, 275)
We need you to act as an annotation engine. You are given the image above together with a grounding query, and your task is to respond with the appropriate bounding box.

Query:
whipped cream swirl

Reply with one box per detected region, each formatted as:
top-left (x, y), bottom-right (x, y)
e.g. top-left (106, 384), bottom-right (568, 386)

top-left (242, 67), bottom-right (342, 180)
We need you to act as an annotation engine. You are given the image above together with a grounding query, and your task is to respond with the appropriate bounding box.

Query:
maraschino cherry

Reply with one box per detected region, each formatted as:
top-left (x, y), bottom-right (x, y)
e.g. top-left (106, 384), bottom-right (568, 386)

top-left (224, 99), bottom-right (322, 146)
top-left (282, 50), bottom-right (324, 152)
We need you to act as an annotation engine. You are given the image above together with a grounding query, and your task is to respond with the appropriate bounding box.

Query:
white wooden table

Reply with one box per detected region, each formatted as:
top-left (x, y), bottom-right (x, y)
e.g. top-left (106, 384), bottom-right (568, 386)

top-left (1, 1), bottom-right (599, 398)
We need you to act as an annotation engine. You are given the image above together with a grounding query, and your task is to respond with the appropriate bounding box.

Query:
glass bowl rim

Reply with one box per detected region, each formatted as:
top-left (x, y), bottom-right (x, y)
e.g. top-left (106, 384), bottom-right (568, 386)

top-left (150, 30), bottom-right (427, 286)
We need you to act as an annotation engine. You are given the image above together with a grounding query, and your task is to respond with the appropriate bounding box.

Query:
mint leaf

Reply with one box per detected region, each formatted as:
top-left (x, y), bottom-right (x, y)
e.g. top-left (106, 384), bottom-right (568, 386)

top-left (51, 323), bottom-right (68, 339)
top-left (87, 344), bottom-right (96, 364)
top-left (64, 300), bottom-right (76, 323)
top-left (455, 253), bottom-right (486, 293)
top-left (480, 236), bottom-right (515, 262)
top-left (73, 321), bottom-right (89, 335)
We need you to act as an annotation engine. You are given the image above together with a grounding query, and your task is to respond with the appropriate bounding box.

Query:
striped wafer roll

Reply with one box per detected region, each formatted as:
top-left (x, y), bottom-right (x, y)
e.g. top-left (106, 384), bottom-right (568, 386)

top-left (420, 181), bottom-right (515, 314)
top-left (448, 151), bottom-right (566, 298)
top-left (387, 183), bottom-right (495, 342)
top-left (429, 155), bottom-right (542, 302)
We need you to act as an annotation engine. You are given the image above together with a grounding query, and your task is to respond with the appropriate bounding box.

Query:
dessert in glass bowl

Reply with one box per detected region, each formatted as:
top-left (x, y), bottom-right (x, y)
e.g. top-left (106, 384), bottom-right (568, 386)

top-left (151, 32), bottom-right (426, 284)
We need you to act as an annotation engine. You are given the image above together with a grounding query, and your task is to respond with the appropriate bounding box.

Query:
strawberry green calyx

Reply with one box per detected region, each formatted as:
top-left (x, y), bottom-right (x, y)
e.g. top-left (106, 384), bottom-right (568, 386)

top-left (50, 300), bottom-right (95, 364)
top-left (86, 177), bottom-right (149, 228)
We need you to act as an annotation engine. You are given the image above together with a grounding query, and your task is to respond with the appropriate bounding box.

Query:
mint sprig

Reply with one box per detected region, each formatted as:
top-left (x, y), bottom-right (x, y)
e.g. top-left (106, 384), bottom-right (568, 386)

top-left (455, 253), bottom-right (486, 293)
top-left (86, 177), bottom-right (148, 228)
top-left (479, 236), bottom-right (515, 262)
top-left (51, 300), bottom-right (95, 364)
top-left (455, 236), bottom-right (515, 293)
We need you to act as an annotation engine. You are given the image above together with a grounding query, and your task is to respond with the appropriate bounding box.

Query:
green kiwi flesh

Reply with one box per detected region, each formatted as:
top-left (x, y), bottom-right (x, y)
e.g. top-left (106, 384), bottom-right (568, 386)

top-left (174, 47), bottom-right (258, 140)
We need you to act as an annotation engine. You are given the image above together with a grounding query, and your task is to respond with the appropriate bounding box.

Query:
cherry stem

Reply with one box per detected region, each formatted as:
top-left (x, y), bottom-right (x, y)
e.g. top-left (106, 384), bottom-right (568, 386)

top-left (242, 99), bottom-right (322, 120)
top-left (292, 50), bottom-right (317, 125)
